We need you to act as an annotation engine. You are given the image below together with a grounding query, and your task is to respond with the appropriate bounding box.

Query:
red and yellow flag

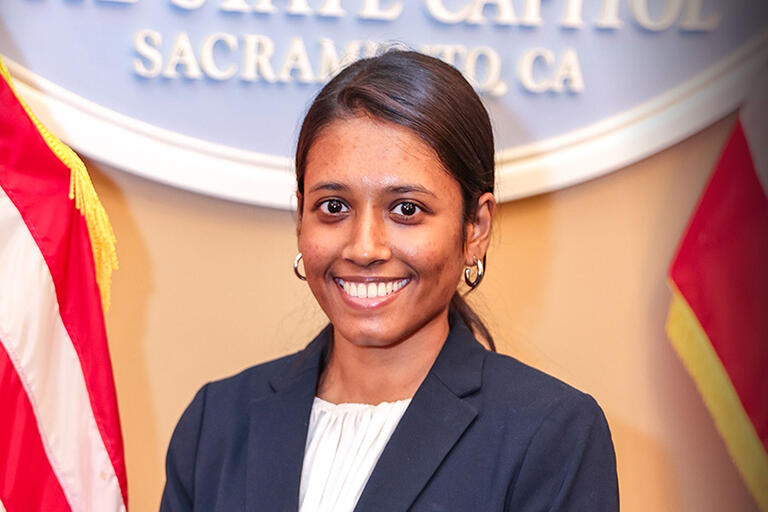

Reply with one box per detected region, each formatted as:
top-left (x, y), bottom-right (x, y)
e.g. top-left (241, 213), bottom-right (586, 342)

top-left (667, 80), bottom-right (768, 511)
top-left (0, 58), bottom-right (126, 510)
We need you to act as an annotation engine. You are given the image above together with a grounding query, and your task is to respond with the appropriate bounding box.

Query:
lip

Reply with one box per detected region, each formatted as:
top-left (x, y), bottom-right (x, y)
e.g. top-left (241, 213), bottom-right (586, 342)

top-left (333, 275), bottom-right (408, 283)
top-left (332, 276), bottom-right (411, 309)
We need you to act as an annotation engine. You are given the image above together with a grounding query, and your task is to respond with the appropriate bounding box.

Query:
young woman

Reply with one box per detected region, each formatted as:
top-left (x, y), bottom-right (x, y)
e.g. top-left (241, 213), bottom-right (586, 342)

top-left (161, 50), bottom-right (619, 511)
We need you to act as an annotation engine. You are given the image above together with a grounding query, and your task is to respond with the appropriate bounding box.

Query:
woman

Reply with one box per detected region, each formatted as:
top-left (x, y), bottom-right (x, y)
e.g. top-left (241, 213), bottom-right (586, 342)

top-left (161, 50), bottom-right (619, 511)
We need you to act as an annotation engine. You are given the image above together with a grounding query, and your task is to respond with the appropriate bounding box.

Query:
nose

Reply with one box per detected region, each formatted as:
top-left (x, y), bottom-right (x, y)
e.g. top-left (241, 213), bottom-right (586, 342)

top-left (341, 206), bottom-right (391, 267)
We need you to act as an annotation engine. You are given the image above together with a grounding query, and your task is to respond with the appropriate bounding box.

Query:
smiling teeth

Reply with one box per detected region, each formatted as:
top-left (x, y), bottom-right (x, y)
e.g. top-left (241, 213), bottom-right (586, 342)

top-left (338, 279), bottom-right (409, 298)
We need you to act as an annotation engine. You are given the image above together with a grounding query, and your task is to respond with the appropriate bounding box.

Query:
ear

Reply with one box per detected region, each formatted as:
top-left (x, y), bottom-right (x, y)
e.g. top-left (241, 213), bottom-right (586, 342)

top-left (464, 192), bottom-right (496, 265)
top-left (296, 191), bottom-right (304, 235)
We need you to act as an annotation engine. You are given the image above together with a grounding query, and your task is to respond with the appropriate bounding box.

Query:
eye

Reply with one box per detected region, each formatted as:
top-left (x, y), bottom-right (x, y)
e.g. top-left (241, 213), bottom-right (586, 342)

top-left (319, 199), bottom-right (349, 215)
top-left (391, 201), bottom-right (421, 217)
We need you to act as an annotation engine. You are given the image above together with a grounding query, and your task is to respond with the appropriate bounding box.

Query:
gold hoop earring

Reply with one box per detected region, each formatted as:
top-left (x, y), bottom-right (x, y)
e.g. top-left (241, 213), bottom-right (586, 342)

top-left (464, 257), bottom-right (484, 288)
top-left (293, 252), bottom-right (306, 281)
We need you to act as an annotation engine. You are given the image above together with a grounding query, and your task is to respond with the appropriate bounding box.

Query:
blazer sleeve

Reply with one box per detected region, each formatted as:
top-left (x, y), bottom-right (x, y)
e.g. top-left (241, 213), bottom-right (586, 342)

top-left (159, 384), bottom-right (208, 512)
top-left (505, 393), bottom-right (619, 511)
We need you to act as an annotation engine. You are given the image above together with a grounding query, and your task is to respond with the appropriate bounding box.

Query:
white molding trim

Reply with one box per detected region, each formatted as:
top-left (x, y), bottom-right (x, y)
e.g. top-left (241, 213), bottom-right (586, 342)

top-left (495, 31), bottom-right (768, 201)
top-left (4, 30), bottom-right (767, 209)
top-left (5, 59), bottom-right (295, 209)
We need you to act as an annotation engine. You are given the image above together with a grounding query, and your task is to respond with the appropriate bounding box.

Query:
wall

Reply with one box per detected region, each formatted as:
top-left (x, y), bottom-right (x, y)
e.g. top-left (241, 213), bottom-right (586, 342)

top-left (88, 112), bottom-right (758, 511)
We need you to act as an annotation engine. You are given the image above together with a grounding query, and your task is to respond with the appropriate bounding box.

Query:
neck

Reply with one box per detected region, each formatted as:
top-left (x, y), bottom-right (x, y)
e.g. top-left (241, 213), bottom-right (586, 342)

top-left (317, 310), bottom-right (450, 405)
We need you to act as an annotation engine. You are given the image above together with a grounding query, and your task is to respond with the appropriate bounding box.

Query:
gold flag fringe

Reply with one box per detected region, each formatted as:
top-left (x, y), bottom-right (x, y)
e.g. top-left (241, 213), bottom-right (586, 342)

top-left (0, 57), bottom-right (118, 310)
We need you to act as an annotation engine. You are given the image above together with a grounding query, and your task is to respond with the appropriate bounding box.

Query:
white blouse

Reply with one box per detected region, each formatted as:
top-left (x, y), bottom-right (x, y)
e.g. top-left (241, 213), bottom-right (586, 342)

top-left (298, 396), bottom-right (412, 512)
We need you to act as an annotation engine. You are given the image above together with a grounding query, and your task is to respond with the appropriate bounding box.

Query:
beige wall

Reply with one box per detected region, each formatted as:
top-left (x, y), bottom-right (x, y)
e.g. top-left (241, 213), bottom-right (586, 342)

top-left (89, 112), bottom-right (758, 511)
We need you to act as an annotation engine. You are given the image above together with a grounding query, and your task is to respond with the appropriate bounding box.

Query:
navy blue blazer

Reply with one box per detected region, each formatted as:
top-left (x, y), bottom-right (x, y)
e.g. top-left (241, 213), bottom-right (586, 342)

top-left (161, 314), bottom-right (619, 511)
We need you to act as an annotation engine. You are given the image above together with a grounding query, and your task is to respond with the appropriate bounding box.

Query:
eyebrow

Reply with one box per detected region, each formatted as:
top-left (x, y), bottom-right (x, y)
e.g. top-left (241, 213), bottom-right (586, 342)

top-left (386, 184), bottom-right (437, 197)
top-left (308, 181), bottom-right (436, 197)
top-left (308, 181), bottom-right (350, 193)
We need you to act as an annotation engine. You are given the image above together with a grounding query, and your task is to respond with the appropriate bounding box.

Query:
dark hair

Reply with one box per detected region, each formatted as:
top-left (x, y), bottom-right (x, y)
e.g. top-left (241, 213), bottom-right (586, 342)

top-left (295, 50), bottom-right (496, 351)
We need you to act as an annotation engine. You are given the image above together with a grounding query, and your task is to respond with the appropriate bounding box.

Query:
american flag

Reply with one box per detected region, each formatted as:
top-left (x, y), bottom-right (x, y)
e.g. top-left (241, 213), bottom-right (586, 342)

top-left (0, 57), bottom-right (126, 511)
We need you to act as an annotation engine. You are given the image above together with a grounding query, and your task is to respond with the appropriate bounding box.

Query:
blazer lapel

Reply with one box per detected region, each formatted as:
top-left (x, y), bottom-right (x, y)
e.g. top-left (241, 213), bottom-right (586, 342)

top-left (354, 314), bottom-right (487, 511)
top-left (245, 327), bottom-right (330, 512)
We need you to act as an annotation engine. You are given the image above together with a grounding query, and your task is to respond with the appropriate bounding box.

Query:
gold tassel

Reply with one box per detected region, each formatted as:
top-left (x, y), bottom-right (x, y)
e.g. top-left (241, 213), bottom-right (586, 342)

top-left (0, 57), bottom-right (118, 310)
top-left (68, 164), bottom-right (119, 311)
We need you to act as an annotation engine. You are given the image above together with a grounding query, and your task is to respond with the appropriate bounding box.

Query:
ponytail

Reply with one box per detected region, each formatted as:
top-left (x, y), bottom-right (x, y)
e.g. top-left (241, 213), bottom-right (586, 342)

top-left (450, 291), bottom-right (496, 352)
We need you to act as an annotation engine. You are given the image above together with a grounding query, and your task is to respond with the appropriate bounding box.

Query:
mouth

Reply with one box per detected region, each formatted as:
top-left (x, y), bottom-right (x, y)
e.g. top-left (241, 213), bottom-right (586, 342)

top-left (333, 277), bottom-right (411, 299)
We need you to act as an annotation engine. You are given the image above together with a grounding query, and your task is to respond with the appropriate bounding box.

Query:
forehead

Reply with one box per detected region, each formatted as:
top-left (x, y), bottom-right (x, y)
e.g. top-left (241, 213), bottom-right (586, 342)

top-left (303, 116), bottom-right (459, 196)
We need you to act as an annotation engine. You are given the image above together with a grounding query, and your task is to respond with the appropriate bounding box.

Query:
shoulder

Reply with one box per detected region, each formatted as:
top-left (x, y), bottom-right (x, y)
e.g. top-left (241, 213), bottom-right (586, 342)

top-left (204, 350), bottom-right (301, 401)
top-left (482, 350), bottom-right (597, 405)
top-left (163, 350), bottom-right (306, 472)
top-left (160, 349), bottom-right (311, 510)
top-left (478, 352), bottom-right (618, 510)
top-left (184, 348), bottom-right (305, 424)
top-left (169, 324), bottom-right (329, 449)
top-left (173, 349), bottom-right (307, 432)
top-left (478, 350), bottom-right (607, 433)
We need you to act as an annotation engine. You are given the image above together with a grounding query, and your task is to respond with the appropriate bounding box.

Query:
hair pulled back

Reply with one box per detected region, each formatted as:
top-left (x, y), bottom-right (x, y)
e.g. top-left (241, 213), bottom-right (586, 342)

top-left (295, 50), bottom-right (496, 350)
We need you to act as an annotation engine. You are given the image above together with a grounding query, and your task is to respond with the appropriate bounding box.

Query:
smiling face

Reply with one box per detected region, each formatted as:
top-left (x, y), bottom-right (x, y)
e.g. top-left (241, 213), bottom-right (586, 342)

top-left (297, 115), bottom-right (468, 349)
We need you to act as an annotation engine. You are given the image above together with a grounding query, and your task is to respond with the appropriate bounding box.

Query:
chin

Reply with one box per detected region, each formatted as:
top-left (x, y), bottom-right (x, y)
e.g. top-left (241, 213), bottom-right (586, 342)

top-left (313, 280), bottom-right (454, 350)
top-left (333, 321), bottom-right (406, 348)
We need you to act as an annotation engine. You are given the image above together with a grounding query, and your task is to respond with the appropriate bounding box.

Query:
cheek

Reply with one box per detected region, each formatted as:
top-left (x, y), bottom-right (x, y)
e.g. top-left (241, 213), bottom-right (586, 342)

top-left (298, 225), bottom-right (337, 278)
top-left (394, 224), bottom-right (464, 283)
top-left (300, 242), bottom-right (332, 278)
top-left (299, 238), bottom-right (336, 308)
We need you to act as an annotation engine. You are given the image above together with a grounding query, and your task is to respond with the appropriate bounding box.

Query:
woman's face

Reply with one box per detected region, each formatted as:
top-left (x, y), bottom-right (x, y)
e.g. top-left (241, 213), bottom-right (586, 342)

top-left (297, 115), bottom-right (473, 348)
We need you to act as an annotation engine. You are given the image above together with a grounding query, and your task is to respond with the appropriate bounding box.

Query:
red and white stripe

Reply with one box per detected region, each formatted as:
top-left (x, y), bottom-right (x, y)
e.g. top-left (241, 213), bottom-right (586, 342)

top-left (0, 187), bottom-right (124, 511)
top-left (0, 67), bottom-right (127, 511)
